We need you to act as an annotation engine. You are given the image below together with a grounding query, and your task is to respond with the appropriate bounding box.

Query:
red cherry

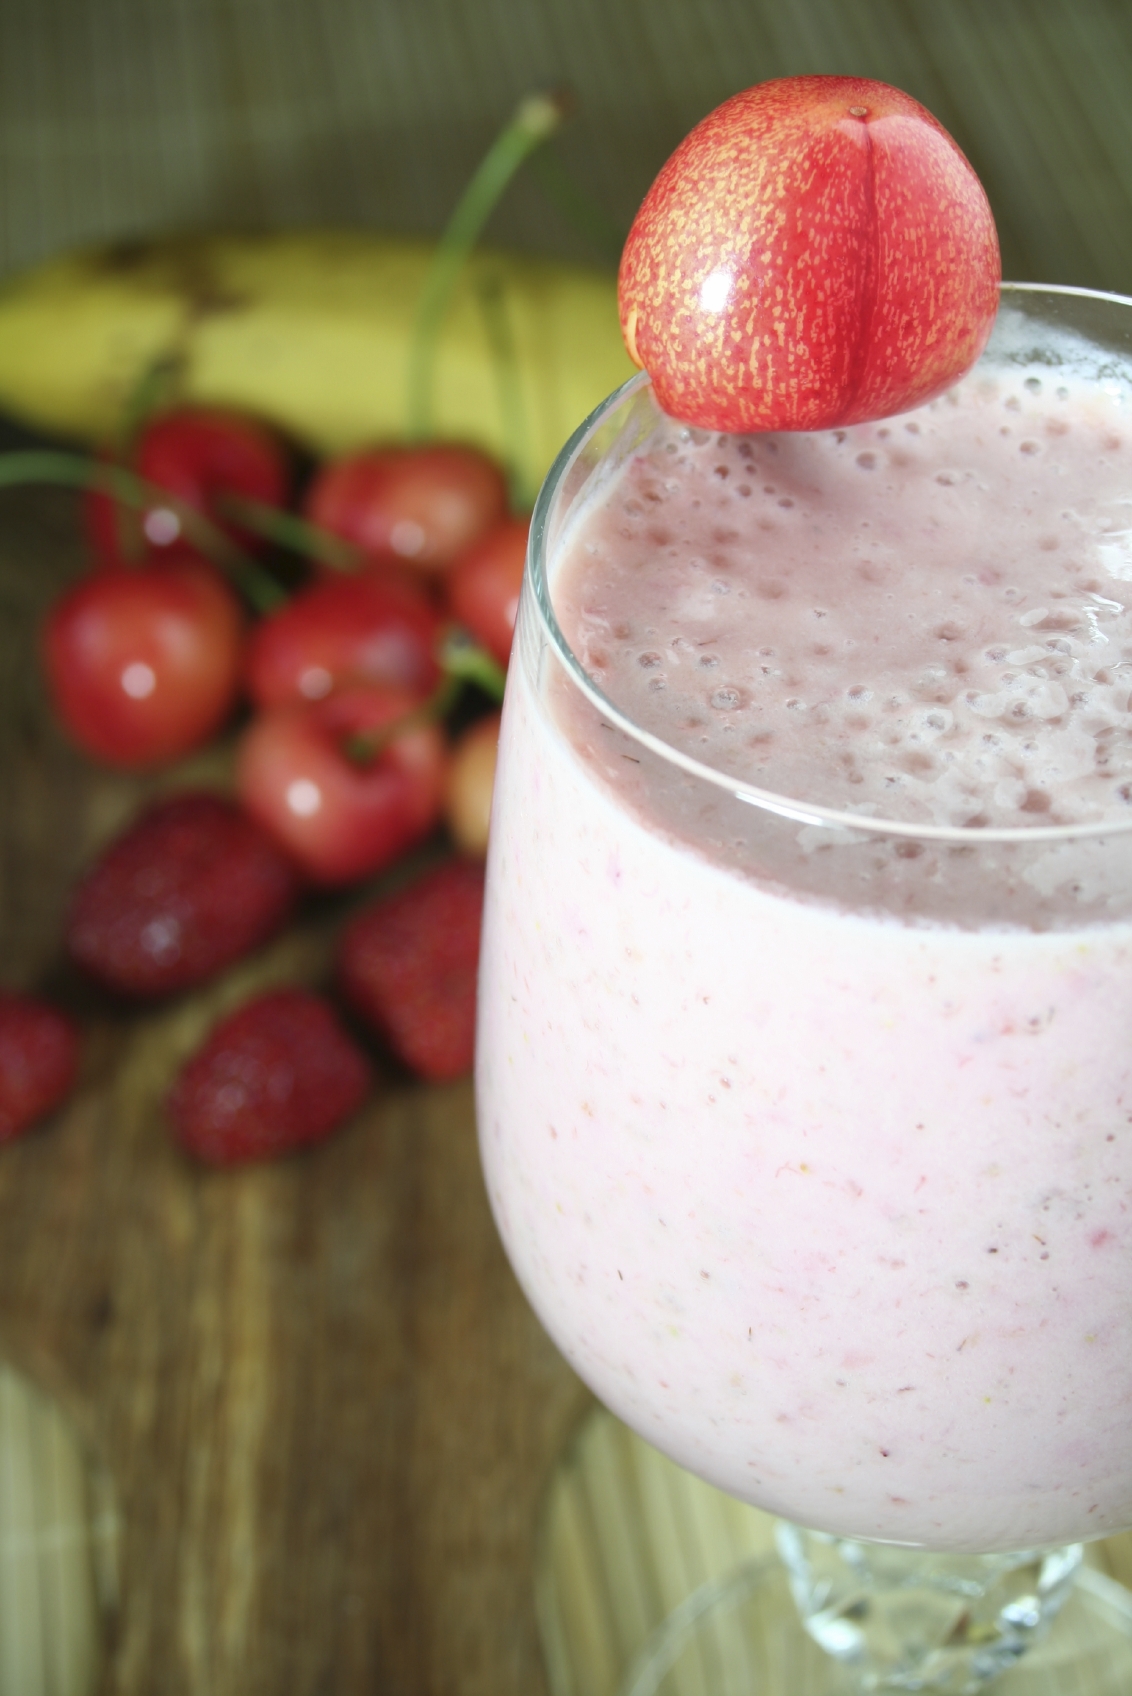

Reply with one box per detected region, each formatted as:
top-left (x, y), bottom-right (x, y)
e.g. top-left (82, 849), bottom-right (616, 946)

top-left (446, 516), bottom-right (528, 667)
top-left (304, 445), bottom-right (508, 577)
top-left (85, 407), bottom-right (289, 562)
top-left (0, 992), bottom-right (80, 1144)
top-left (42, 559), bottom-right (245, 769)
top-left (245, 571), bottom-right (443, 711)
top-left (618, 76), bottom-right (1000, 434)
top-left (236, 686), bottom-right (446, 887)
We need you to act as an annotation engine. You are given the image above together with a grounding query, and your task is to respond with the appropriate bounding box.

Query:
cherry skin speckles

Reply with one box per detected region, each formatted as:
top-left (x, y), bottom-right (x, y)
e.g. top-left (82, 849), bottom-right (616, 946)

top-left (618, 75), bottom-right (1000, 434)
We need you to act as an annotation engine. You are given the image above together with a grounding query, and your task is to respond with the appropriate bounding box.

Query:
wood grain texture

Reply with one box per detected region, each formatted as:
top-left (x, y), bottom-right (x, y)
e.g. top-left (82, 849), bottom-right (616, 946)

top-left (0, 1067), bottom-right (587, 1695)
top-left (0, 466), bottom-right (589, 1695)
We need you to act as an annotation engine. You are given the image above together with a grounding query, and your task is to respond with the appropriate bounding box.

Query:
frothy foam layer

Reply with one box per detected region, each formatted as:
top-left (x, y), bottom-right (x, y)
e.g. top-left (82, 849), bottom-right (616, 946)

top-left (556, 370), bottom-right (1132, 830)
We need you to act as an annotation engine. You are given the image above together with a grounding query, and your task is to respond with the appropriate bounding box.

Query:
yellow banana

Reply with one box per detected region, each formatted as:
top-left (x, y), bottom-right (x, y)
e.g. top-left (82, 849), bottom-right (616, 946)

top-left (0, 230), bottom-right (635, 491)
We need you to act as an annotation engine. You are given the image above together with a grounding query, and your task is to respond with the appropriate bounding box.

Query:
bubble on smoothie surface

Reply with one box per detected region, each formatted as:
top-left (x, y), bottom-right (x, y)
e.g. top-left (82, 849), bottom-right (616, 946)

top-left (554, 362), bottom-right (1132, 832)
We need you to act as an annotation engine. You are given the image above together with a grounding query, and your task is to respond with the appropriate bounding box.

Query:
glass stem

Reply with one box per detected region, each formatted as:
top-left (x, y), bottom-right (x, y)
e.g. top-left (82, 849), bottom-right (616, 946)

top-left (775, 1521), bottom-right (1082, 1692)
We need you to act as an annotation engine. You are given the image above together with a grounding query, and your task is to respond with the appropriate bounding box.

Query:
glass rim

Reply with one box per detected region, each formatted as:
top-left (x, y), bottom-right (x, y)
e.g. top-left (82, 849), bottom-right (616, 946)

top-left (528, 280), bottom-right (1132, 847)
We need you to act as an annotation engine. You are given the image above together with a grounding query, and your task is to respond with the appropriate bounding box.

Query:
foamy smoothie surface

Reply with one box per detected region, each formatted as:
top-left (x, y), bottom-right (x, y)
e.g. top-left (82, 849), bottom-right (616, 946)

top-left (556, 370), bottom-right (1132, 831)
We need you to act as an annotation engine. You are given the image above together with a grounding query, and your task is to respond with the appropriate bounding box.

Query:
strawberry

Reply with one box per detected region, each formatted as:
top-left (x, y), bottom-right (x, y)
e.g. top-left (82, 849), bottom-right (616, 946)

top-left (67, 793), bottom-right (303, 998)
top-left (337, 858), bottom-right (484, 1082)
top-left (0, 992), bottom-right (80, 1144)
top-left (168, 988), bottom-right (372, 1165)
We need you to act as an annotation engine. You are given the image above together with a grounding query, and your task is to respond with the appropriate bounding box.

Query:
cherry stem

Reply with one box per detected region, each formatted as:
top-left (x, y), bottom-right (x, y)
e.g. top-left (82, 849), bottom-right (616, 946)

top-left (437, 625), bottom-right (507, 701)
top-left (101, 354), bottom-right (189, 561)
top-left (405, 89), bottom-right (570, 442)
top-left (0, 449), bottom-right (287, 614)
top-left (527, 145), bottom-right (625, 267)
top-left (474, 270), bottom-right (535, 511)
top-left (344, 675), bottom-right (462, 766)
top-left (344, 626), bottom-right (507, 766)
top-left (115, 351), bottom-right (186, 450)
top-left (218, 492), bottom-right (363, 572)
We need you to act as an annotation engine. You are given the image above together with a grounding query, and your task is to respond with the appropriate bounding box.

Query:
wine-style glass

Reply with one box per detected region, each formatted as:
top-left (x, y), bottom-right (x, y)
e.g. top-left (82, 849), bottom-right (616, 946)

top-left (476, 285), bottom-right (1132, 1693)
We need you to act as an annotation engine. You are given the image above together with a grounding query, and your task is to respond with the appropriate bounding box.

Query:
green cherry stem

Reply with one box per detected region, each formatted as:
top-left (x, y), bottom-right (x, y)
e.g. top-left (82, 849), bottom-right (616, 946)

top-left (114, 351), bottom-right (187, 450)
top-left (0, 449), bottom-right (286, 614)
top-left (104, 353), bottom-right (190, 559)
top-left (474, 271), bottom-right (535, 511)
top-left (344, 675), bottom-right (461, 766)
top-left (527, 145), bottom-right (626, 267)
top-left (345, 626), bottom-right (507, 766)
top-left (437, 626), bottom-right (507, 701)
top-left (218, 492), bottom-right (363, 572)
top-left (405, 89), bottom-right (569, 442)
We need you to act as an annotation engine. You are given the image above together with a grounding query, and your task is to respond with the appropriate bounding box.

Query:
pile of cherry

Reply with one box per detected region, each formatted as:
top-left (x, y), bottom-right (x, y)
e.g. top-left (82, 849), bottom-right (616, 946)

top-left (0, 407), bottom-right (527, 1164)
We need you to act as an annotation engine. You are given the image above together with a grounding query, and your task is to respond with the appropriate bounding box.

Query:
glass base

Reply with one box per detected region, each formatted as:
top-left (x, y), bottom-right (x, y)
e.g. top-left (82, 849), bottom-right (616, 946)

top-left (619, 1559), bottom-right (1132, 1696)
top-left (537, 1406), bottom-right (1132, 1696)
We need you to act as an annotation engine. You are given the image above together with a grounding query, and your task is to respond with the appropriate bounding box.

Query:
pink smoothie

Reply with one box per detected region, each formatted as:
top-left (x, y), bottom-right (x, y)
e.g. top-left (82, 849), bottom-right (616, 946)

top-left (476, 331), bottom-right (1132, 1553)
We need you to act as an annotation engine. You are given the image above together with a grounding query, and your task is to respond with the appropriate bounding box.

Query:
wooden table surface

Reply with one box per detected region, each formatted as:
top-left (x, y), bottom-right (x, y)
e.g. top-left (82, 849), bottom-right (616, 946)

top-left (0, 466), bottom-right (590, 1695)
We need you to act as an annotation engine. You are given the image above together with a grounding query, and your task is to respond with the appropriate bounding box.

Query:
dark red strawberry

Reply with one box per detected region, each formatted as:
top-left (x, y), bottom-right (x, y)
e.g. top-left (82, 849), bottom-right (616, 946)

top-left (168, 988), bottom-right (372, 1164)
top-left (337, 858), bottom-right (484, 1082)
top-left (67, 793), bottom-right (302, 998)
top-left (0, 992), bottom-right (80, 1144)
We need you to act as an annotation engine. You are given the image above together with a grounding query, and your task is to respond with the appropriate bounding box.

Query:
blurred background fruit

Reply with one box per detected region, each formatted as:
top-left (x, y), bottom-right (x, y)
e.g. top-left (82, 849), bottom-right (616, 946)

top-left (0, 236), bottom-right (634, 497)
top-left (443, 711), bottom-right (502, 857)
top-left (0, 992), bottom-right (79, 1144)
top-left (66, 793), bottom-right (302, 997)
top-left (167, 987), bottom-right (372, 1164)
top-left (42, 559), bottom-right (246, 769)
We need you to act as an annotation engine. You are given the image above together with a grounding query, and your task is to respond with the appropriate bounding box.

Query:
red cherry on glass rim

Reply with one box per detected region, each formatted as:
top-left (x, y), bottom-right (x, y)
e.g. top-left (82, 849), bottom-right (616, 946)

top-left (42, 559), bottom-right (244, 769)
top-left (0, 992), bottom-right (80, 1144)
top-left (85, 407), bottom-right (289, 562)
top-left (237, 685), bottom-right (446, 887)
top-left (66, 793), bottom-right (302, 999)
top-left (304, 444), bottom-right (508, 577)
top-left (168, 988), bottom-right (372, 1166)
top-left (338, 858), bottom-right (484, 1083)
top-left (618, 76), bottom-right (1001, 434)
top-left (245, 571), bottom-right (443, 711)
top-left (447, 516), bottom-right (528, 667)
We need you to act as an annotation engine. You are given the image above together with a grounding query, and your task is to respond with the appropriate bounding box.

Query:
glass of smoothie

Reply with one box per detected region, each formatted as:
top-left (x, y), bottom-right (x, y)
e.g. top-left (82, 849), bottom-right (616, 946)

top-left (476, 283), bottom-right (1132, 1692)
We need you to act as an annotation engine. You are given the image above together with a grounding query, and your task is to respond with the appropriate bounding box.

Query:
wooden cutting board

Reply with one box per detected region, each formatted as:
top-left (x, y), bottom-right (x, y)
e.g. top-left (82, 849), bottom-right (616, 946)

top-left (0, 471), bottom-right (589, 1695)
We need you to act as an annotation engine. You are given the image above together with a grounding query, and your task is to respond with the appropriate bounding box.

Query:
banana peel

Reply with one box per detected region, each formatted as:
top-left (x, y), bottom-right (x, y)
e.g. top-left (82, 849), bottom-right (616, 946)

top-left (0, 230), bottom-right (635, 492)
